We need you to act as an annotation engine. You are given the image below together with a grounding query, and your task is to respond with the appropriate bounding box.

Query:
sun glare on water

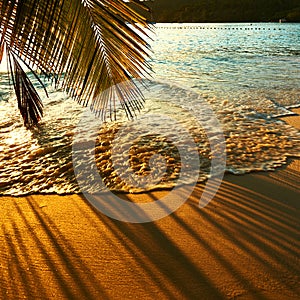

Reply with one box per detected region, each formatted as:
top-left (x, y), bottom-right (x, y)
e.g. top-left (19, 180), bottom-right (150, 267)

top-left (0, 51), bottom-right (8, 73)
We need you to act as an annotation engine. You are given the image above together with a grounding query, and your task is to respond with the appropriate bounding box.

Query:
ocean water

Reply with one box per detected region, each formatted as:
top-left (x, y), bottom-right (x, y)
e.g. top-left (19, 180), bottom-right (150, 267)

top-left (0, 23), bottom-right (299, 195)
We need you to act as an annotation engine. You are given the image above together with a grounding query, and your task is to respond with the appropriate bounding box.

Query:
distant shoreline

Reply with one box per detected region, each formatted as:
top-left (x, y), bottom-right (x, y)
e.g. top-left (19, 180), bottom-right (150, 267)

top-left (130, 0), bottom-right (300, 24)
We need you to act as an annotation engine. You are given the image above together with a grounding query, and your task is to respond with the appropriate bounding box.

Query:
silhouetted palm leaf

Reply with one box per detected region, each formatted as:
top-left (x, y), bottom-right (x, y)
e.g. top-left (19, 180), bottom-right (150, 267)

top-left (0, 0), bottom-right (151, 126)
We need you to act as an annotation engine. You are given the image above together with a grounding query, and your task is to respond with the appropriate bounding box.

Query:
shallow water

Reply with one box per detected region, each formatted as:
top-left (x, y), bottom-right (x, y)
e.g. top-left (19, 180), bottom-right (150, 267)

top-left (0, 23), bottom-right (299, 195)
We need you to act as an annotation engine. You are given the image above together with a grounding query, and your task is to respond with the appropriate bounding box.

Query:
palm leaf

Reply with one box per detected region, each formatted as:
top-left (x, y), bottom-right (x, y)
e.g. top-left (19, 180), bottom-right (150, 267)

top-left (7, 51), bottom-right (44, 126)
top-left (0, 0), bottom-right (152, 126)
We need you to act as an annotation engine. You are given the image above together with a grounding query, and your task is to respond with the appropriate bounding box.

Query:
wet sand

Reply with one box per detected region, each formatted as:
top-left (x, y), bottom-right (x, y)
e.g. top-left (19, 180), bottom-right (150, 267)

top-left (0, 109), bottom-right (299, 299)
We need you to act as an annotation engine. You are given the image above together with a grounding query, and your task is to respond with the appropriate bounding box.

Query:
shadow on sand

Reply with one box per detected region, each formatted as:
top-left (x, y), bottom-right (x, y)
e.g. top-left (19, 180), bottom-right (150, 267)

top-left (0, 165), bottom-right (299, 299)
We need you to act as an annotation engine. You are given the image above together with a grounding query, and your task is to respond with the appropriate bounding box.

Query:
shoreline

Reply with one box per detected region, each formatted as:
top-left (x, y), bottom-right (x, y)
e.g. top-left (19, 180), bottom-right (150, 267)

top-left (0, 110), bottom-right (299, 299)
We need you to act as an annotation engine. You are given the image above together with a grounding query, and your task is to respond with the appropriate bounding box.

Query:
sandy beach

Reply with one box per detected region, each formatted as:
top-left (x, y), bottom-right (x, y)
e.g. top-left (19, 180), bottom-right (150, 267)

top-left (0, 109), bottom-right (299, 299)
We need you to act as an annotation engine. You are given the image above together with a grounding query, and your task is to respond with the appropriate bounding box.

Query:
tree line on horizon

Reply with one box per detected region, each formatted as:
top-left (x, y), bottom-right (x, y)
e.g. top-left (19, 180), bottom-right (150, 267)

top-left (137, 0), bottom-right (300, 23)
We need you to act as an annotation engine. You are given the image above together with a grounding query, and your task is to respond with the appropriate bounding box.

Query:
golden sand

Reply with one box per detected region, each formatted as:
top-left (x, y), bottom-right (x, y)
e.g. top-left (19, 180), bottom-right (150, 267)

top-left (0, 109), bottom-right (299, 299)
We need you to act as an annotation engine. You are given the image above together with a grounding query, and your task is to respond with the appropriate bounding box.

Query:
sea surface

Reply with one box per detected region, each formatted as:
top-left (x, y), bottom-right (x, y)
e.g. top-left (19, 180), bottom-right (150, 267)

top-left (0, 23), bottom-right (299, 195)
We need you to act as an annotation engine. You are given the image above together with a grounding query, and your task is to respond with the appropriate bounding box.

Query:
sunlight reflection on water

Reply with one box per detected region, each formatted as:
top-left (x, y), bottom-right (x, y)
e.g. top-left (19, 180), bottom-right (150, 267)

top-left (0, 23), bottom-right (299, 195)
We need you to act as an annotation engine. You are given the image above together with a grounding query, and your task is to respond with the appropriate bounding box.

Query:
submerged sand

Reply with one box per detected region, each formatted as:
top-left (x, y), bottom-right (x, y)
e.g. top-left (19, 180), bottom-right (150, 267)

top-left (0, 110), bottom-right (299, 299)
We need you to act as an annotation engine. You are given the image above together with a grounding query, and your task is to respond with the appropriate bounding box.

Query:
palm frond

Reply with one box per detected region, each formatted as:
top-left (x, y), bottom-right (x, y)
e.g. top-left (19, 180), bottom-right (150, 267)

top-left (7, 51), bottom-right (43, 126)
top-left (0, 0), bottom-right (152, 125)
